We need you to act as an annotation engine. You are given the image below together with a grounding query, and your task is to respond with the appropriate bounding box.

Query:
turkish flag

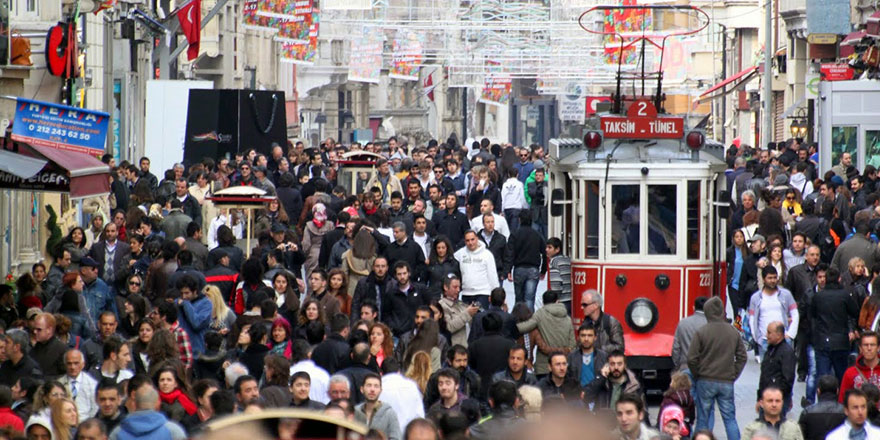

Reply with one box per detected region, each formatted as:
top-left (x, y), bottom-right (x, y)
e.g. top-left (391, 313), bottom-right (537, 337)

top-left (177, 0), bottom-right (201, 61)
top-left (423, 71), bottom-right (435, 102)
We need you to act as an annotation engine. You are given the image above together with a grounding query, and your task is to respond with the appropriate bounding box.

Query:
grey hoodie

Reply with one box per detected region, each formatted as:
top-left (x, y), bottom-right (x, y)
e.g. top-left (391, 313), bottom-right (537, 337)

top-left (687, 297), bottom-right (748, 383)
top-left (516, 302), bottom-right (577, 375)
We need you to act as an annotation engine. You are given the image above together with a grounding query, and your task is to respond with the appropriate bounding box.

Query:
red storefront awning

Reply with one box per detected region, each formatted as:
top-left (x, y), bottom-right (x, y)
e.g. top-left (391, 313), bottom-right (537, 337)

top-left (699, 66), bottom-right (758, 98)
top-left (0, 144), bottom-right (110, 199)
top-left (692, 66), bottom-right (759, 106)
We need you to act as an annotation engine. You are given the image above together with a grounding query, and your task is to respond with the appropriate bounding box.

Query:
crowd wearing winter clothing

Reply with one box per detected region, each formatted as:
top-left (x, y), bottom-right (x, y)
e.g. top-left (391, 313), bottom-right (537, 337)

top-left (0, 137), bottom-right (592, 440)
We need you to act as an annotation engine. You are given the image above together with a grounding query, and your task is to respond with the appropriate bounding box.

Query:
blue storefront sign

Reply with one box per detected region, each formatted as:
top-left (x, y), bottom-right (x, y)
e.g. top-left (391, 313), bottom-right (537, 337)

top-left (11, 97), bottom-right (109, 156)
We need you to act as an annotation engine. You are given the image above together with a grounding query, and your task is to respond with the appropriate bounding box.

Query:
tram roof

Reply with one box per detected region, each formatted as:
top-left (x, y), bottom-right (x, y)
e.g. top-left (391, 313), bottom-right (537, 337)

top-left (550, 137), bottom-right (727, 169)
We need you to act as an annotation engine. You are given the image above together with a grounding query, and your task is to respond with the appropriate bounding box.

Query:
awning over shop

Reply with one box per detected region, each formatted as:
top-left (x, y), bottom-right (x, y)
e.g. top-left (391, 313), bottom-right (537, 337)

top-left (693, 66), bottom-right (759, 105)
top-left (842, 31), bottom-right (868, 46)
top-left (0, 144), bottom-right (111, 199)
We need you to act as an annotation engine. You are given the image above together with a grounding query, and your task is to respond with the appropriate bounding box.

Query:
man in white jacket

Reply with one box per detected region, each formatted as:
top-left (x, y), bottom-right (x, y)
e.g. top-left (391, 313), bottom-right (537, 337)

top-left (501, 168), bottom-right (528, 232)
top-left (469, 198), bottom-right (510, 239)
top-left (826, 388), bottom-right (880, 440)
top-left (454, 230), bottom-right (500, 310)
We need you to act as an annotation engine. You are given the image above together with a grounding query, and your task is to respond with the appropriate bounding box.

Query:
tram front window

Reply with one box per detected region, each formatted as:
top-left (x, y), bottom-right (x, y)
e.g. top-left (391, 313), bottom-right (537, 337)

top-left (611, 185), bottom-right (640, 254)
top-left (648, 185), bottom-right (677, 255)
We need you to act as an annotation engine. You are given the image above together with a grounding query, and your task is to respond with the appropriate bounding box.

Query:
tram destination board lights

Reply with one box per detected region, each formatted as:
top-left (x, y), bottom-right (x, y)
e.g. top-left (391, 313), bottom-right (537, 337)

top-left (686, 131), bottom-right (705, 150)
top-left (584, 131), bottom-right (603, 161)
top-left (599, 100), bottom-right (684, 140)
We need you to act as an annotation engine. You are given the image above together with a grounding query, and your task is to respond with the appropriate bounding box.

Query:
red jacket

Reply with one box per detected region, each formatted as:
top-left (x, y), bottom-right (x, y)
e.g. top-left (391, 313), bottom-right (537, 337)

top-left (839, 355), bottom-right (880, 402)
top-left (0, 407), bottom-right (24, 432)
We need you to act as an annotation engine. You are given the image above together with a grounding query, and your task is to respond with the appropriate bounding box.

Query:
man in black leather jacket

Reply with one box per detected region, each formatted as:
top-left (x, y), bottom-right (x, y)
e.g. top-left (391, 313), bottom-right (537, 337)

top-left (798, 375), bottom-right (846, 440)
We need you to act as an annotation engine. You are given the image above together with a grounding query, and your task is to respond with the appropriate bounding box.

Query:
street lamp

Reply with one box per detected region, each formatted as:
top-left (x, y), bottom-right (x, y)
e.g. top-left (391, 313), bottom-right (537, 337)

top-left (788, 108), bottom-right (809, 142)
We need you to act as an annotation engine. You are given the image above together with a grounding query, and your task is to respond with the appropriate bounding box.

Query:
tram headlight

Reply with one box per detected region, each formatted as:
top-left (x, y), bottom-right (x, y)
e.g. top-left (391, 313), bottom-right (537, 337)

top-left (625, 298), bottom-right (659, 333)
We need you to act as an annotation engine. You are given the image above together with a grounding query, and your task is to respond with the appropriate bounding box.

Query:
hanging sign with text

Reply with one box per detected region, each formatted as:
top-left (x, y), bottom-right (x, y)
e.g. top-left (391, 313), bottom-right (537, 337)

top-left (599, 100), bottom-right (684, 139)
top-left (11, 97), bottom-right (109, 156)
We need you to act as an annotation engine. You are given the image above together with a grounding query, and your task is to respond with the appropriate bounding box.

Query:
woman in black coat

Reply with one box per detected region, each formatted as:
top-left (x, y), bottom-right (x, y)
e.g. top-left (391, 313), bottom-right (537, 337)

top-left (426, 236), bottom-right (461, 300)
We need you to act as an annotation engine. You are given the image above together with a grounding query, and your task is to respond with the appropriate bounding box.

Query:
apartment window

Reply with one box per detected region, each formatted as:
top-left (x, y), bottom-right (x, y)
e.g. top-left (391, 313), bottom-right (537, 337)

top-left (10, 0), bottom-right (39, 18)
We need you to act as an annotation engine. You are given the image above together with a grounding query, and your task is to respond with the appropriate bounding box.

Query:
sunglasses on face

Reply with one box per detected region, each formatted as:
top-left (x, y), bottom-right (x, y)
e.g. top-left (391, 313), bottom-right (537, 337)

top-left (129, 281), bottom-right (141, 286)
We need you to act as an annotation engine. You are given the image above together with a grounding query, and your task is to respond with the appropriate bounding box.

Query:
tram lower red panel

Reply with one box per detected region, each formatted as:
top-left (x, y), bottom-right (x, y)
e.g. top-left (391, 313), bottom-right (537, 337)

top-left (570, 261), bottom-right (715, 358)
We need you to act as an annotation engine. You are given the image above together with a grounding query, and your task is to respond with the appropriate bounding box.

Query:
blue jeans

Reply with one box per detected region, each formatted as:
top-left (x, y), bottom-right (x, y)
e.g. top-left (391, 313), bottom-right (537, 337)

top-left (695, 379), bottom-right (739, 440)
top-left (815, 348), bottom-right (850, 384)
top-left (683, 369), bottom-right (713, 429)
top-left (504, 209), bottom-right (521, 232)
top-left (805, 345), bottom-right (818, 405)
top-left (513, 266), bottom-right (540, 310)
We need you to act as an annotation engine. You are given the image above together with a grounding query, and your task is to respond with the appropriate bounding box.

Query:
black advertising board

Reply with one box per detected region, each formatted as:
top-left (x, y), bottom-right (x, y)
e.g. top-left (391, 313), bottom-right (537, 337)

top-left (183, 89), bottom-right (287, 165)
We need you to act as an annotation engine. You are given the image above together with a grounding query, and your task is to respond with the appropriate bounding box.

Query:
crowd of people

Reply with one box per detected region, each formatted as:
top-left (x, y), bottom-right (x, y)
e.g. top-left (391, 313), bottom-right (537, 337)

top-left (710, 139), bottom-right (880, 440)
top-left (0, 136), bottom-right (594, 440)
top-left (6, 133), bottom-right (880, 440)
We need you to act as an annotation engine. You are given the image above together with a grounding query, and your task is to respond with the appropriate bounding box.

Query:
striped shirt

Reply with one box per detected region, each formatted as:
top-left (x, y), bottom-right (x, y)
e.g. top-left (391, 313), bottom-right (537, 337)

top-left (549, 254), bottom-right (572, 302)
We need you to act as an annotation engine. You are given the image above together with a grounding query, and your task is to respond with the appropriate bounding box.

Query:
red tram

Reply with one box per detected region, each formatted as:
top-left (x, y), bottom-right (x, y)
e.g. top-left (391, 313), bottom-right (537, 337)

top-left (546, 4), bottom-right (728, 393)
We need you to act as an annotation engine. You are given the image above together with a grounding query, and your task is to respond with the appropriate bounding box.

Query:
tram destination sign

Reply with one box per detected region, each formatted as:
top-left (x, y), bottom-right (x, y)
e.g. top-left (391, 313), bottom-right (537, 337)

top-left (600, 100), bottom-right (684, 139)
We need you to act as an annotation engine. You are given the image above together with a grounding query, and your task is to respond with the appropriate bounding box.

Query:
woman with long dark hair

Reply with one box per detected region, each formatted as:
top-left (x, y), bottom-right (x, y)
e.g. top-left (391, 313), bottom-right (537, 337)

top-left (154, 364), bottom-right (197, 423)
top-left (132, 318), bottom-right (156, 375)
top-left (403, 318), bottom-right (441, 371)
top-left (238, 324), bottom-right (270, 380)
top-left (327, 268), bottom-right (351, 316)
top-left (120, 294), bottom-right (149, 339)
top-left (727, 229), bottom-right (755, 317)
top-left (426, 236), bottom-right (460, 297)
top-left (271, 271), bottom-right (301, 325)
top-left (341, 227), bottom-right (377, 296)
top-left (146, 329), bottom-right (182, 377)
top-left (60, 227), bottom-right (88, 271)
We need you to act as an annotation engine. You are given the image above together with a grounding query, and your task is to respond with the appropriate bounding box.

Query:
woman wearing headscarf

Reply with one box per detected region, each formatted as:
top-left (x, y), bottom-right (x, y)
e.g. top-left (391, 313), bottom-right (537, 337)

top-left (302, 203), bottom-right (334, 282)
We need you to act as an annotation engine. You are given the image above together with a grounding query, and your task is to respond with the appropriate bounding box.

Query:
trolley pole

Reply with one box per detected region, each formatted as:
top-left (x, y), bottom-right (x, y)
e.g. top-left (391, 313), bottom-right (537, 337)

top-left (761, 0), bottom-right (773, 150)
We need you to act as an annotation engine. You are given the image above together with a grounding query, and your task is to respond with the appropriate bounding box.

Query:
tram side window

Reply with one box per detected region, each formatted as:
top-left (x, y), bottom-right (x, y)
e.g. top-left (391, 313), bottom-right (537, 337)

top-left (687, 180), bottom-right (700, 260)
top-left (648, 185), bottom-right (677, 255)
top-left (611, 185), bottom-right (640, 254)
top-left (586, 181), bottom-right (599, 258)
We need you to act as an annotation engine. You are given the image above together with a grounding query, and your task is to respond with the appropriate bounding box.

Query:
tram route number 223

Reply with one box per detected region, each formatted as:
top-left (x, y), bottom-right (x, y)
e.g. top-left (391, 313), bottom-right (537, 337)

top-left (573, 272), bottom-right (587, 286)
top-left (698, 273), bottom-right (711, 287)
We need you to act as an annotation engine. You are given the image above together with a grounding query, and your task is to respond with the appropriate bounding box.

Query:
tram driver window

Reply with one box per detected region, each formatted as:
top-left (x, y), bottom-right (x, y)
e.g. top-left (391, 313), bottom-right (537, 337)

top-left (611, 185), bottom-right (640, 254)
top-left (648, 185), bottom-right (677, 255)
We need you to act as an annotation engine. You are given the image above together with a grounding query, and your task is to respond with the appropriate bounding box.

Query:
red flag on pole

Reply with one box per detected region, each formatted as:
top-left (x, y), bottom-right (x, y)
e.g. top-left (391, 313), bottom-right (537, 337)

top-left (177, 0), bottom-right (201, 61)
top-left (423, 71), bottom-right (435, 102)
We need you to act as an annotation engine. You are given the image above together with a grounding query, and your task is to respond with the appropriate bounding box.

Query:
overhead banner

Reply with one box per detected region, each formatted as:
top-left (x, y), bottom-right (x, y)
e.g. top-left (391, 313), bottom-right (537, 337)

top-left (603, 0), bottom-right (652, 65)
top-left (660, 37), bottom-right (699, 83)
top-left (265, 0), bottom-right (314, 44)
top-left (242, 0), bottom-right (270, 30)
top-left (324, 0), bottom-right (370, 10)
top-left (480, 62), bottom-right (512, 107)
top-left (280, 7), bottom-right (320, 65)
top-left (11, 97), bottom-right (109, 156)
top-left (389, 31), bottom-right (424, 81)
top-left (348, 30), bottom-right (384, 83)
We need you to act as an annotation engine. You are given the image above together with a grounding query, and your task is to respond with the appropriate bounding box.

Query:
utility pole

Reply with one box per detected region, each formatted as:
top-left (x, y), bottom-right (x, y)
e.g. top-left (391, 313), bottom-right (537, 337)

top-left (761, 0), bottom-right (773, 150)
